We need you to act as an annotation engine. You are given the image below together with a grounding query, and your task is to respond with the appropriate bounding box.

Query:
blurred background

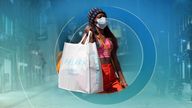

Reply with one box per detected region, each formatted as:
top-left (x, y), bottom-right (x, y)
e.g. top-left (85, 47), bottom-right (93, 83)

top-left (0, 0), bottom-right (192, 108)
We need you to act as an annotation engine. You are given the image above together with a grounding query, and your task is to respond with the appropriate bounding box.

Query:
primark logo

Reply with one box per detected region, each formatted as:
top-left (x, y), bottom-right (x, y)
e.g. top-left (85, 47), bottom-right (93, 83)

top-left (62, 57), bottom-right (87, 65)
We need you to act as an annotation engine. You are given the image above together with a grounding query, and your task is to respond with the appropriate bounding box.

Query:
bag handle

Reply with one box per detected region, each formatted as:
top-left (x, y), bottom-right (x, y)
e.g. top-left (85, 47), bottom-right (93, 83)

top-left (79, 31), bottom-right (92, 44)
top-left (79, 33), bottom-right (87, 44)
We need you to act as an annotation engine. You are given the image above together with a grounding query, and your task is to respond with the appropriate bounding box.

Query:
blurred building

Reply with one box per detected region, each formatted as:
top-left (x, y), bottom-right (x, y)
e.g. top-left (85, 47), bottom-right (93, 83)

top-left (170, 0), bottom-right (192, 98)
top-left (178, 16), bottom-right (192, 83)
top-left (0, 0), bottom-right (58, 93)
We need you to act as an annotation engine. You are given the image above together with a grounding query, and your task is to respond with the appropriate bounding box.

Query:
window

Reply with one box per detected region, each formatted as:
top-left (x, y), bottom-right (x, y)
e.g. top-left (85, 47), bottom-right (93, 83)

top-left (0, 14), bottom-right (13, 40)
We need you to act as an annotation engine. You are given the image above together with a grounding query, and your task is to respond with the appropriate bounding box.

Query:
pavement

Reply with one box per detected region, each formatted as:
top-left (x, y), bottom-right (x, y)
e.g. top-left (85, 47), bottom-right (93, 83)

top-left (0, 75), bottom-right (192, 108)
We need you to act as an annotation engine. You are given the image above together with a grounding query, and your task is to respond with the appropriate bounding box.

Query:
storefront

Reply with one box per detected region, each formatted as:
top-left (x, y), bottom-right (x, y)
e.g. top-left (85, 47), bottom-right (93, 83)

top-left (0, 48), bottom-right (13, 93)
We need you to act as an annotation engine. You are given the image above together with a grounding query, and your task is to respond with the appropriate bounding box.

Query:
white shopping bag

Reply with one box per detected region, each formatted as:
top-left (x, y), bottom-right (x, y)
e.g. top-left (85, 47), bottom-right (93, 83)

top-left (58, 31), bottom-right (103, 94)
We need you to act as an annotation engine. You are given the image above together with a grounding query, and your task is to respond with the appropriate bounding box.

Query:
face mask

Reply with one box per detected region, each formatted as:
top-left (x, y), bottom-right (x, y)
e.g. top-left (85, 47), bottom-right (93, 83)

top-left (96, 17), bottom-right (107, 29)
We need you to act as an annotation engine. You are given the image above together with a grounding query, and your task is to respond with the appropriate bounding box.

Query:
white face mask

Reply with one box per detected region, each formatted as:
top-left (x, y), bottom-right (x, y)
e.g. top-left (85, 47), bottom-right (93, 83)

top-left (96, 17), bottom-right (107, 29)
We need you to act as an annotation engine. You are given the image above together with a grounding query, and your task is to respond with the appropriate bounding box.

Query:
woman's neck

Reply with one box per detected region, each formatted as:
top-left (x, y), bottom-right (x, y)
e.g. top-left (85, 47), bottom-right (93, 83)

top-left (96, 27), bottom-right (104, 35)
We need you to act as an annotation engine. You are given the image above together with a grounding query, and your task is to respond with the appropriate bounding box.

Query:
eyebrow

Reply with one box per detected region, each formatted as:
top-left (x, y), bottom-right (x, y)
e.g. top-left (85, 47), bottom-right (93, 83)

top-left (98, 14), bottom-right (104, 17)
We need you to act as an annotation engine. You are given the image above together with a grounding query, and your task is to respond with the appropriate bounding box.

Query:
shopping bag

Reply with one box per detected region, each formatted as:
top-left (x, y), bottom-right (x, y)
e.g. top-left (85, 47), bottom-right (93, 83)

top-left (58, 31), bottom-right (103, 94)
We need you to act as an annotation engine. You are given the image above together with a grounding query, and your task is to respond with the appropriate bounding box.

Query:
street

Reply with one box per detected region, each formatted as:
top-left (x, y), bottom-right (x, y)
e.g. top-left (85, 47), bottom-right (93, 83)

top-left (2, 82), bottom-right (191, 108)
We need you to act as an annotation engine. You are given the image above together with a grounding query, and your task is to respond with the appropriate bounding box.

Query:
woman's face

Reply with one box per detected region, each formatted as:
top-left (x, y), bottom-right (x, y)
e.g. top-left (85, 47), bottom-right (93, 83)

top-left (94, 13), bottom-right (106, 26)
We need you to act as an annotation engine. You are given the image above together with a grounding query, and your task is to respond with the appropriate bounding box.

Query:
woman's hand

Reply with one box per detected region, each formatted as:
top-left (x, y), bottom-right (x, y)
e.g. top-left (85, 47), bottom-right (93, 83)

top-left (81, 25), bottom-right (94, 44)
top-left (118, 71), bottom-right (128, 88)
top-left (84, 25), bottom-right (93, 33)
top-left (85, 25), bottom-right (95, 43)
top-left (120, 79), bottom-right (128, 88)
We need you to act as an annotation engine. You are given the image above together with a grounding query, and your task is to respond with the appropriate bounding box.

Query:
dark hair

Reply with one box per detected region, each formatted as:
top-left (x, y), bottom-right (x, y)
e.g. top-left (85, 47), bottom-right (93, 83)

top-left (88, 8), bottom-right (119, 53)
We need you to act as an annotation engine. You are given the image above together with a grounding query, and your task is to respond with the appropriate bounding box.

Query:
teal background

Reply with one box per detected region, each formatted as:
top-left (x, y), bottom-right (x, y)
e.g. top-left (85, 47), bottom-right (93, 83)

top-left (0, 0), bottom-right (192, 108)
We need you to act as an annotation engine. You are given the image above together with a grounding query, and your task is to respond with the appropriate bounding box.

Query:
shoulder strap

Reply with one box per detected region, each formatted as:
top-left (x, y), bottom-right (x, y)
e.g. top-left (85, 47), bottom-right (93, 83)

top-left (110, 57), bottom-right (118, 72)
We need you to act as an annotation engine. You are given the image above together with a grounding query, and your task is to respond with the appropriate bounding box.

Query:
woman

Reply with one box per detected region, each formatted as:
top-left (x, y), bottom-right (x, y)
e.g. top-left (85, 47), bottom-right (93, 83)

top-left (81, 8), bottom-right (128, 93)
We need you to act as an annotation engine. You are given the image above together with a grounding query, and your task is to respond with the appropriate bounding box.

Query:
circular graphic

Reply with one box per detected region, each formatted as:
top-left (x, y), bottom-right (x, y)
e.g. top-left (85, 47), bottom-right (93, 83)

top-left (55, 6), bottom-right (156, 104)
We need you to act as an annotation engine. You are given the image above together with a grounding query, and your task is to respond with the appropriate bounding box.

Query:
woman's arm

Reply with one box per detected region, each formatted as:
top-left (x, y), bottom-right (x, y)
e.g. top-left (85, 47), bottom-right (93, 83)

top-left (111, 51), bottom-right (128, 87)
